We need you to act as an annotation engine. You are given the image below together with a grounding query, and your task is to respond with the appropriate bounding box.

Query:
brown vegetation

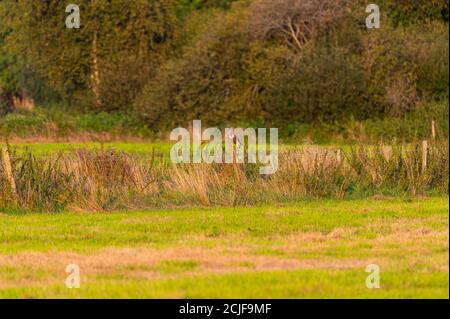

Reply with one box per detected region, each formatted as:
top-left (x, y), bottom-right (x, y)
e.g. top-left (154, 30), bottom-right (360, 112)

top-left (1, 142), bottom-right (448, 212)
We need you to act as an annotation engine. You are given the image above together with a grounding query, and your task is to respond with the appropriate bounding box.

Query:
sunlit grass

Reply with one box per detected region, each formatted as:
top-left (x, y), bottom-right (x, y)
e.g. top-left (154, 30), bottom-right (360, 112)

top-left (1, 142), bottom-right (173, 157)
top-left (2, 141), bottom-right (357, 157)
top-left (0, 197), bottom-right (448, 298)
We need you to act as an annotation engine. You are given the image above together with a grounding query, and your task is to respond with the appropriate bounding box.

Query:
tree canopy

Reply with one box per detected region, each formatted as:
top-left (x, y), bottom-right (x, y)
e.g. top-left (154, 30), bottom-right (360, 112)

top-left (0, 0), bottom-right (448, 130)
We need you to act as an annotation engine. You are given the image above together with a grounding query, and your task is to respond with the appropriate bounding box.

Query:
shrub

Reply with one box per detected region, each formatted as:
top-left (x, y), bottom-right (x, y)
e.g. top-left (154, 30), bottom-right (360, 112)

top-left (361, 23), bottom-right (420, 117)
top-left (136, 0), bottom-right (450, 130)
top-left (246, 0), bottom-right (347, 52)
top-left (405, 23), bottom-right (449, 101)
top-left (1, 0), bottom-right (177, 112)
top-left (135, 1), bottom-right (363, 129)
top-left (381, 0), bottom-right (449, 26)
top-left (262, 45), bottom-right (369, 125)
top-left (135, 7), bottom-right (252, 129)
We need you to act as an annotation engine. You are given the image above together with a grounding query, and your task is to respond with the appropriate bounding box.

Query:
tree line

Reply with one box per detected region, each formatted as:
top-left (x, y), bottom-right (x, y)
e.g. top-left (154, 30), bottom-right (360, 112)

top-left (0, 0), bottom-right (448, 131)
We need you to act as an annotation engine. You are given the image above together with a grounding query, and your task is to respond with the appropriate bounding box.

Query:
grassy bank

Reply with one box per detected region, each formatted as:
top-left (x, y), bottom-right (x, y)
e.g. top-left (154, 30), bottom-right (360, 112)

top-left (0, 197), bottom-right (448, 298)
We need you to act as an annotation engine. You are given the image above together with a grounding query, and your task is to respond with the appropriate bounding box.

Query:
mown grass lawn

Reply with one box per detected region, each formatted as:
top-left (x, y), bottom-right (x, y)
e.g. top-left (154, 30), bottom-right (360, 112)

top-left (0, 197), bottom-right (448, 298)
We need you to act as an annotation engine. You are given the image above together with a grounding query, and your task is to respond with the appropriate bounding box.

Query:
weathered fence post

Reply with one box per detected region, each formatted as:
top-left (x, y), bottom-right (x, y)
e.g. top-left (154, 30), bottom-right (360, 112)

top-left (1, 146), bottom-right (17, 196)
top-left (422, 140), bottom-right (428, 173)
top-left (336, 149), bottom-right (342, 165)
top-left (431, 120), bottom-right (436, 141)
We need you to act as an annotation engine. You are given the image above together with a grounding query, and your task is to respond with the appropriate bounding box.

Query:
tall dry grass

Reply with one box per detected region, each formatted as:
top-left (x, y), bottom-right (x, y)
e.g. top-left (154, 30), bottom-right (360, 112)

top-left (0, 142), bottom-right (448, 212)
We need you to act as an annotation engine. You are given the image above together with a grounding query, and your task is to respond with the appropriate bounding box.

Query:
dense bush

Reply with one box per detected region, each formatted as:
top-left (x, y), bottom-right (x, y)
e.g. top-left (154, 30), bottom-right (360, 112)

top-left (136, 0), bottom-right (449, 130)
top-left (0, 19), bottom-right (18, 116)
top-left (361, 24), bottom-right (419, 117)
top-left (406, 23), bottom-right (449, 101)
top-left (381, 0), bottom-right (449, 26)
top-left (0, 0), bottom-right (448, 134)
top-left (1, 0), bottom-right (177, 112)
top-left (176, 0), bottom-right (238, 16)
top-left (262, 45), bottom-right (369, 125)
top-left (135, 8), bottom-right (252, 128)
top-left (136, 0), bottom-right (359, 128)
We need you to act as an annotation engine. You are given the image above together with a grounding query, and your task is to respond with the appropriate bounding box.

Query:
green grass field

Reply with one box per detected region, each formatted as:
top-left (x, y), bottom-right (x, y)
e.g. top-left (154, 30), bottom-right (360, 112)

top-left (2, 141), bottom-right (353, 158)
top-left (0, 197), bottom-right (448, 298)
top-left (2, 142), bottom-right (174, 157)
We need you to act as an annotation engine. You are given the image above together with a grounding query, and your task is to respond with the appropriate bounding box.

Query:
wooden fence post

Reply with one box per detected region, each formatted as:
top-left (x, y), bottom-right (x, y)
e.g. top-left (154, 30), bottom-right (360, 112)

top-left (422, 140), bottom-right (428, 173)
top-left (431, 120), bottom-right (436, 141)
top-left (336, 149), bottom-right (342, 164)
top-left (1, 146), bottom-right (17, 196)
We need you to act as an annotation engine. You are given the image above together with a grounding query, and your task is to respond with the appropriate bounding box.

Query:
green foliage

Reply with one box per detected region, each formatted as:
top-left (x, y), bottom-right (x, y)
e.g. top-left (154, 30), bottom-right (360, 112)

top-left (1, 0), bottom-right (177, 112)
top-left (381, 0), bottom-right (449, 26)
top-left (283, 100), bottom-right (449, 143)
top-left (406, 23), bottom-right (449, 101)
top-left (0, 32), bottom-right (19, 95)
top-left (0, 110), bottom-right (46, 135)
top-left (135, 8), bottom-right (251, 128)
top-left (0, 0), bottom-right (448, 135)
top-left (262, 46), bottom-right (369, 125)
top-left (176, 0), bottom-right (238, 17)
top-left (361, 24), bottom-right (419, 117)
top-left (0, 106), bottom-right (152, 138)
top-left (0, 9), bottom-right (61, 113)
top-left (136, 1), bottom-right (449, 131)
top-left (0, 16), bottom-right (18, 115)
top-left (361, 101), bottom-right (449, 142)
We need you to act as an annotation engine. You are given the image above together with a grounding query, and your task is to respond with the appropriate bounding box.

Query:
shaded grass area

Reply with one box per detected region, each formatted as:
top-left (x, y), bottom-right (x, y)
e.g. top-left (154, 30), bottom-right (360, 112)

top-left (0, 197), bottom-right (448, 298)
top-left (1, 99), bottom-right (448, 144)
